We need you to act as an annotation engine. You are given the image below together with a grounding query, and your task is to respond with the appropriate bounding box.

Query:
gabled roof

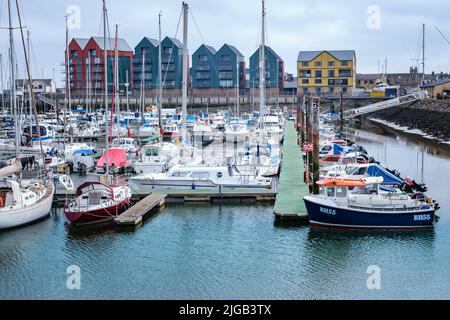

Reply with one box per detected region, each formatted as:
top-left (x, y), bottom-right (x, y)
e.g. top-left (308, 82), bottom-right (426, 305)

top-left (163, 36), bottom-right (183, 48)
top-left (71, 38), bottom-right (89, 50)
top-left (297, 50), bottom-right (355, 62)
top-left (250, 45), bottom-right (282, 61)
top-left (91, 37), bottom-right (133, 52)
top-left (225, 44), bottom-right (244, 58)
top-left (204, 45), bottom-right (217, 55)
top-left (144, 37), bottom-right (160, 47)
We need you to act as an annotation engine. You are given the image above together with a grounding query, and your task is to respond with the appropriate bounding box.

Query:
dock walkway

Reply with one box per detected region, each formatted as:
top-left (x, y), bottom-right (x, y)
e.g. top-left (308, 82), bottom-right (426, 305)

top-left (273, 121), bottom-right (309, 221)
top-left (114, 193), bottom-right (166, 227)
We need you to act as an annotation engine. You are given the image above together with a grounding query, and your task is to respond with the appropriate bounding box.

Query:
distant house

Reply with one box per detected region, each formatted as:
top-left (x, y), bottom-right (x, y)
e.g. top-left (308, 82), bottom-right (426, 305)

top-left (16, 79), bottom-right (56, 94)
top-left (214, 44), bottom-right (246, 96)
top-left (297, 50), bottom-right (356, 96)
top-left (160, 37), bottom-right (185, 94)
top-left (250, 45), bottom-right (284, 97)
top-left (134, 37), bottom-right (160, 92)
top-left (420, 79), bottom-right (450, 98)
top-left (66, 36), bottom-right (134, 98)
top-left (191, 44), bottom-right (217, 95)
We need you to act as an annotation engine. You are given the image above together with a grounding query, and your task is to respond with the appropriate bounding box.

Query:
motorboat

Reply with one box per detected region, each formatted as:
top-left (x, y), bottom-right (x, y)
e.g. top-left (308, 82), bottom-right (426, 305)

top-left (129, 164), bottom-right (272, 191)
top-left (96, 148), bottom-right (129, 174)
top-left (112, 138), bottom-right (138, 154)
top-left (224, 118), bottom-right (250, 144)
top-left (304, 177), bottom-right (436, 229)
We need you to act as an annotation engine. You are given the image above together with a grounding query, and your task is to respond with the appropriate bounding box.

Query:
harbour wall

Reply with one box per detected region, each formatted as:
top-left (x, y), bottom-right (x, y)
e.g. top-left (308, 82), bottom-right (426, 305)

top-left (369, 99), bottom-right (450, 141)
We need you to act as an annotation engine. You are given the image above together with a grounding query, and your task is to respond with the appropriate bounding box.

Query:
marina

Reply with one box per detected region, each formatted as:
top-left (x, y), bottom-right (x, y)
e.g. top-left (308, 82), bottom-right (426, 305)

top-left (0, 0), bottom-right (449, 303)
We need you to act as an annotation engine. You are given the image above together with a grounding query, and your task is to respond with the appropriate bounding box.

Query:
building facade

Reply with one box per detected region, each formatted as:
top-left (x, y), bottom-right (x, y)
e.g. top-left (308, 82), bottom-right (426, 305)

top-left (249, 45), bottom-right (284, 97)
top-left (160, 37), bottom-right (184, 95)
top-left (420, 79), bottom-right (450, 98)
top-left (191, 44), bottom-right (217, 95)
top-left (133, 37), bottom-right (159, 92)
top-left (66, 37), bottom-right (134, 98)
top-left (297, 50), bottom-right (356, 96)
top-left (213, 44), bottom-right (246, 97)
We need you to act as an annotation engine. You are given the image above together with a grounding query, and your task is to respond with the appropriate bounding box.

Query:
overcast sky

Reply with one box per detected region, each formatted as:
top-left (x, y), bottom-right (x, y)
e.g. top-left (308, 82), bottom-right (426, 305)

top-left (0, 0), bottom-right (449, 86)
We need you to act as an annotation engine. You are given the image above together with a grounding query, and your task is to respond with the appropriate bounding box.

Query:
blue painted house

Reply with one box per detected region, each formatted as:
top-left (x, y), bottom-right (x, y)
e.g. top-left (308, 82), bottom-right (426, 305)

top-left (249, 45), bottom-right (284, 91)
top-left (191, 44), bottom-right (217, 89)
top-left (133, 37), bottom-right (159, 91)
top-left (214, 44), bottom-right (246, 92)
top-left (160, 36), bottom-right (184, 90)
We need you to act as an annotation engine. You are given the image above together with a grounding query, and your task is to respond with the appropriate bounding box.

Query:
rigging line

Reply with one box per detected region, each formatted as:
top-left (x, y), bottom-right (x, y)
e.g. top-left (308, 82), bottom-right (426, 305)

top-left (435, 26), bottom-right (450, 46)
top-left (188, 9), bottom-right (221, 87)
top-left (162, 6), bottom-right (183, 89)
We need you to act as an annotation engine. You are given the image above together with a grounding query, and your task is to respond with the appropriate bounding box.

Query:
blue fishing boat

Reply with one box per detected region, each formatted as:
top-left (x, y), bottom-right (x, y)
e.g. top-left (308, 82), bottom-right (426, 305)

top-left (304, 177), bottom-right (436, 229)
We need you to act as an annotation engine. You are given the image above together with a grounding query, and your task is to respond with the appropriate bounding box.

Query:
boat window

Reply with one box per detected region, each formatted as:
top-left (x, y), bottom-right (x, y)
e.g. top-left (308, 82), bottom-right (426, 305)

top-left (326, 187), bottom-right (335, 197)
top-left (354, 167), bottom-right (367, 176)
top-left (352, 187), bottom-right (370, 194)
top-left (336, 187), bottom-right (346, 197)
top-left (322, 145), bottom-right (332, 152)
top-left (192, 172), bottom-right (210, 179)
top-left (319, 187), bottom-right (326, 195)
top-left (171, 171), bottom-right (188, 177)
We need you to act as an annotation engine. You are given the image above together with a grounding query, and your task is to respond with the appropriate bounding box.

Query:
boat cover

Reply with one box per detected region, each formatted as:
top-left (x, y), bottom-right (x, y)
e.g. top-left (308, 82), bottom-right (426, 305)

top-left (366, 164), bottom-right (403, 185)
top-left (96, 148), bottom-right (128, 168)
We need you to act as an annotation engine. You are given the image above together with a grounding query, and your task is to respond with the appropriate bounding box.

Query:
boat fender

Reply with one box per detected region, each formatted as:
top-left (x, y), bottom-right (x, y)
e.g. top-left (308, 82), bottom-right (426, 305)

top-left (427, 197), bottom-right (433, 205)
top-left (0, 196), bottom-right (4, 208)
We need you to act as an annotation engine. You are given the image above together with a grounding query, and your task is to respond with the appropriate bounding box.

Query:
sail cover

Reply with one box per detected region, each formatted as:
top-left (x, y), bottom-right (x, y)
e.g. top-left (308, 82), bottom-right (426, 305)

top-left (366, 164), bottom-right (403, 185)
top-left (96, 148), bottom-right (128, 168)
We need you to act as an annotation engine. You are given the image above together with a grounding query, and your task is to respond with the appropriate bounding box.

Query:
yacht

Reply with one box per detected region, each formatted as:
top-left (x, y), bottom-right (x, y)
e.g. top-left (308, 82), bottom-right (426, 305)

top-left (129, 164), bottom-right (272, 191)
top-left (224, 118), bottom-right (250, 143)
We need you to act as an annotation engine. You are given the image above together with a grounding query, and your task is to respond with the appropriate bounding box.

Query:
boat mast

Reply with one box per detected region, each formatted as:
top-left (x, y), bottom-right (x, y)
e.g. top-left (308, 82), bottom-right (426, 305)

top-left (236, 59), bottom-right (239, 116)
top-left (114, 24), bottom-right (119, 140)
top-left (8, 0), bottom-right (19, 159)
top-left (0, 54), bottom-right (4, 113)
top-left (259, 0), bottom-right (266, 129)
top-left (141, 50), bottom-right (145, 120)
top-left (27, 30), bottom-right (32, 138)
top-left (158, 11), bottom-right (163, 129)
top-left (181, 2), bottom-right (188, 143)
top-left (422, 23), bottom-right (425, 85)
top-left (103, 0), bottom-right (110, 183)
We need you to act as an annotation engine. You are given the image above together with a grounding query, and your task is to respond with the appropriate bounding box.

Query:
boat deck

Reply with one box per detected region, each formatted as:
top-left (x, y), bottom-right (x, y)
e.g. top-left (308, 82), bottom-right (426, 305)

top-left (114, 193), bottom-right (166, 227)
top-left (273, 121), bottom-right (309, 221)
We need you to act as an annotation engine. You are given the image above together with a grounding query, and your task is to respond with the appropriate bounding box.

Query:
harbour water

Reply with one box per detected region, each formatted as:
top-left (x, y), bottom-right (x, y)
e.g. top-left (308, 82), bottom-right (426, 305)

top-left (1, 121), bottom-right (449, 300)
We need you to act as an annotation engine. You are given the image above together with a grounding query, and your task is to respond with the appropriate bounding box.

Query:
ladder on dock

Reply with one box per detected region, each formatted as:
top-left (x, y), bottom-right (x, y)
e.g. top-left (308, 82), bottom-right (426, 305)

top-left (343, 92), bottom-right (423, 119)
top-left (114, 194), bottom-right (166, 227)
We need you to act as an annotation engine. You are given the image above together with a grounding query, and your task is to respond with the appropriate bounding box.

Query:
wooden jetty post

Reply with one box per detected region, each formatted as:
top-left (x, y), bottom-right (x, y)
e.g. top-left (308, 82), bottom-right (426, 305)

top-left (299, 96), bottom-right (306, 146)
top-left (311, 97), bottom-right (320, 195)
top-left (305, 96), bottom-right (313, 186)
top-left (114, 193), bottom-right (166, 228)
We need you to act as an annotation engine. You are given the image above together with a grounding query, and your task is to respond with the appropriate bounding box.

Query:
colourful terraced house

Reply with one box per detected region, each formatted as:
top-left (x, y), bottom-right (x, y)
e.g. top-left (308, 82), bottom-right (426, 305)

top-left (297, 50), bottom-right (356, 96)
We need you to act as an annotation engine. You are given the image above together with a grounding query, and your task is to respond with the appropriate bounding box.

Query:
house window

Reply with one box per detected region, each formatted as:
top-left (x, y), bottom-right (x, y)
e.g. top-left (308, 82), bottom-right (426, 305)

top-left (315, 70), bottom-right (322, 78)
top-left (343, 87), bottom-right (348, 94)
top-left (328, 70), bottom-right (335, 78)
top-left (315, 61), bottom-right (322, 67)
top-left (316, 87), bottom-right (321, 94)
top-left (70, 50), bottom-right (78, 57)
top-left (300, 70), bottom-right (311, 78)
top-left (341, 60), bottom-right (349, 66)
top-left (302, 79), bottom-right (309, 84)
top-left (163, 47), bottom-right (173, 55)
top-left (302, 61), bottom-right (308, 67)
top-left (221, 54), bottom-right (230, 62)
top-left (315, 79), bottom-right (322, 84)
top-left (328, 61), bottom-right (334, 67)
top-left (303, 87), bottom-right (308, 93)
top-left (199, 55), bottom-right (208, 62)
top-left (89, 49), bottom-right (96, 57)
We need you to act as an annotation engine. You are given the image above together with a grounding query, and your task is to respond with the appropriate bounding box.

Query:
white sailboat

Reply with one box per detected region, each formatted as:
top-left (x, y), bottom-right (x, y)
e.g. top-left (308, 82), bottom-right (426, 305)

top-left (0, 0), bottom-right (54, 230)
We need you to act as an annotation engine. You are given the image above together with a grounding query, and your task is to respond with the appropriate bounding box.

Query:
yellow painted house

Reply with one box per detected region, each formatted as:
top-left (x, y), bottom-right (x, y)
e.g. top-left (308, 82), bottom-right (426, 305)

top-left (297, 50), bottom-right (356, 96)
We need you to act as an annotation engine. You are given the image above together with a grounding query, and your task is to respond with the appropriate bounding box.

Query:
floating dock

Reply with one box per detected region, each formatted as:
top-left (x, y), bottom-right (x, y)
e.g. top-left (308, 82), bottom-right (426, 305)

top-left (273, 121), bottom-right (310, 221)
top-left (114, 193), bottom-right (166, 227)
top-left (54, 188), bottom-right (276, 204)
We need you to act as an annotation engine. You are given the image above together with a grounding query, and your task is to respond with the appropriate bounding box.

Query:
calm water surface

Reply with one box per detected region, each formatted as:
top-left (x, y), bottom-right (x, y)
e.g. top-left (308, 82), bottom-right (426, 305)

top-left (0, 121), bottom-right (449, 299)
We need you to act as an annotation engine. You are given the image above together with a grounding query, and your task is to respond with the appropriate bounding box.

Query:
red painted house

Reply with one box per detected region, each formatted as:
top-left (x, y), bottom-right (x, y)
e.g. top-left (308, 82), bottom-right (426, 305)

top-left (66, 37), bottom-right (134, 98)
